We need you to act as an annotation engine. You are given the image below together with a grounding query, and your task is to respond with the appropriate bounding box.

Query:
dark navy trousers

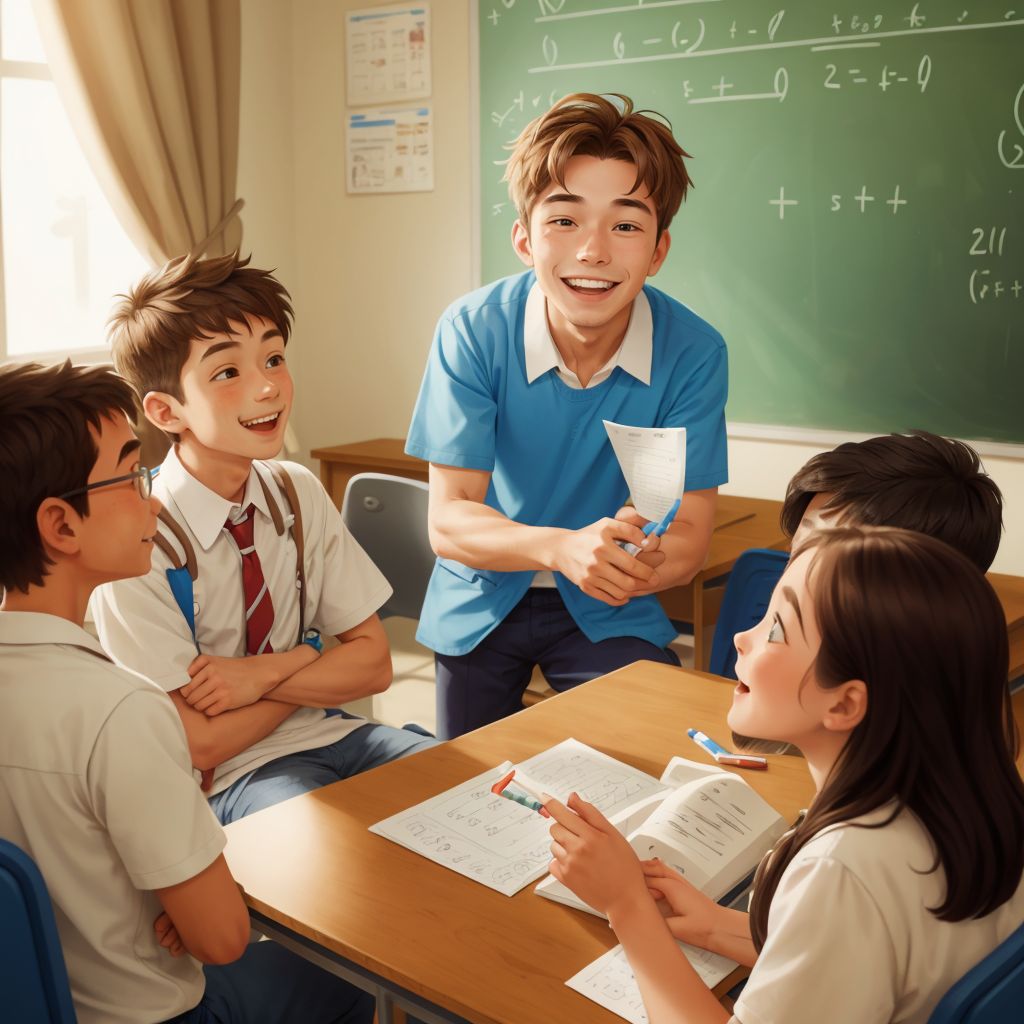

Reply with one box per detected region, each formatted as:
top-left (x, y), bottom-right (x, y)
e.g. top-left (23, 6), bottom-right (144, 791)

top-left (434, 588), bottom-right (680, 739)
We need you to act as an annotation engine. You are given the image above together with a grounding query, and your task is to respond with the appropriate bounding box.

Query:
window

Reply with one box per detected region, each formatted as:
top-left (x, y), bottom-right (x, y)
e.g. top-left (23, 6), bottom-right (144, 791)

top-left (0, 0), bottom-right (147, 362)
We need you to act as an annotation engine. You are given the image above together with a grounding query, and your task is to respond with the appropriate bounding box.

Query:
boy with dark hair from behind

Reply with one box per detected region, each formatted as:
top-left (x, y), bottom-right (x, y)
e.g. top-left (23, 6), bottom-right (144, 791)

top-left (0, 361), bottom-right (372, 1024)
top-left (92, 253), bottom-right (435, 826)
top-left (782, 430), bottom-right (1003, 571)
top-left (734, 429), bottom-right (1004, 756)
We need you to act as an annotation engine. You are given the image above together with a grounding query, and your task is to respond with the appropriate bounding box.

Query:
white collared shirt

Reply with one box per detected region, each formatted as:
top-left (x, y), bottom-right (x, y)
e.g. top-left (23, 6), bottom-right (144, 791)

top-left (91, 447), bottom-right (393, 793)
top-left (523, 281), bottom-right (653, 389)
top-left (0, 611), bottom-right (223, 1024)
top-left (524, 282), bottom-right (653, 585)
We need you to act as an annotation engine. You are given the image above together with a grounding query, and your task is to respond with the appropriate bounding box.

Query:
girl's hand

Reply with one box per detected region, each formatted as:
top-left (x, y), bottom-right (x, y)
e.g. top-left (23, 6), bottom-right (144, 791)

top-left (641, 858), bottom-right (721, 947)
top-left (546, 792), bottom-right (650, 920)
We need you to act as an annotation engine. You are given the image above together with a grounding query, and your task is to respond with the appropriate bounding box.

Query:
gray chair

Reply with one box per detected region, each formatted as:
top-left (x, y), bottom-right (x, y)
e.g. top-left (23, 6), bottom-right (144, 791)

top-left (341, 472), bottom-right (434, 620)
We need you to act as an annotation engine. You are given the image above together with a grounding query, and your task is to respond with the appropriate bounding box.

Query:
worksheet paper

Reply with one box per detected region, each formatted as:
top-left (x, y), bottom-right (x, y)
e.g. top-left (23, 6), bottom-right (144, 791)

top-left (369, 738), bottom-right (669, 897)
top-left (567, 943), bottom-right (736, 1024)
top-left (603, 421), bottom-right (686, 522)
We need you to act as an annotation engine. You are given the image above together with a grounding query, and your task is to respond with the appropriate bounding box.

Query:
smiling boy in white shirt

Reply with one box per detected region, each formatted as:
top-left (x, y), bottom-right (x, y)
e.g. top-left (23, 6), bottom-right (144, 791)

top-left (92, 254), bottom-right (435, 824)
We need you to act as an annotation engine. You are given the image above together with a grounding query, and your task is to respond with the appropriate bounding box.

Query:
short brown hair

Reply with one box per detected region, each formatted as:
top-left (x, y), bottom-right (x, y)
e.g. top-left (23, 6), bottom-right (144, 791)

top-left (503, 93), bottom-right (692, 236)
top-left (0, 361), bottom-right (137, 594)
top-left (107, 252), bottom-right (294, 404)
top-left (780, 431), bottom-right (1003, 571)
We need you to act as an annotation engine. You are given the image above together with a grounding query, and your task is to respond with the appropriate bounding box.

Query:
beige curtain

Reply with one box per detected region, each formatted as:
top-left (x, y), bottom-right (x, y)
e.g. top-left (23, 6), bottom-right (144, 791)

top-left (33, 0), bottom-right (244, 264)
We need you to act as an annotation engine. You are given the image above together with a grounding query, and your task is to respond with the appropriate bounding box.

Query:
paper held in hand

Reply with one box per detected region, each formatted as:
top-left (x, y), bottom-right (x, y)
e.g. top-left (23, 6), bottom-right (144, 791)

top-left (603, 420), bottom-right (686, 521)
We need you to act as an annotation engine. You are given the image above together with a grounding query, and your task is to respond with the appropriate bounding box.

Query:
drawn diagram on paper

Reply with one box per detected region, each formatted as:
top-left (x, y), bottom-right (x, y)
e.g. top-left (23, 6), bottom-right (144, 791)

top-left (567, 943), bottom-right (736, 1024)
top-left (369, 739), bottom-right (669, 896)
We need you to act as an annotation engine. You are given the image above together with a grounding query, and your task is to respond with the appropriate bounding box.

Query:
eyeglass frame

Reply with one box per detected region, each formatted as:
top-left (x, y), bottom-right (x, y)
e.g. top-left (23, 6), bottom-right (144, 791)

top-left (58, 466), bottom-right (154, 502)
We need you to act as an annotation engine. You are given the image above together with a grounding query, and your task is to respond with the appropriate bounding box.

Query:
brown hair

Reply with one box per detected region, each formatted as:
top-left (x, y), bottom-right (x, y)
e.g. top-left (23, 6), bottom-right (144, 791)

top-left (107, 252), bottom-right (294, 407)
top-left (748, 527), bottom-right (1024, 950)
top-left (503, 93), bottom-right (692, 237)
top-left (781, 431), bottom-right (1003, 571)
top-left (0, 361), bottom-right (138, 593)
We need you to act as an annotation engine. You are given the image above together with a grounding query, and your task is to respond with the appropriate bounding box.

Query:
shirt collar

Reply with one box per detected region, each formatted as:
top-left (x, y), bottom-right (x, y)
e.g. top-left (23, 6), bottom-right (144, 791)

top-left (157, 446), bottom-right (273, 551)
top-left (523, 281), bottom-right (652, 386)
top-left (0, 611), bottom-right (111, 661)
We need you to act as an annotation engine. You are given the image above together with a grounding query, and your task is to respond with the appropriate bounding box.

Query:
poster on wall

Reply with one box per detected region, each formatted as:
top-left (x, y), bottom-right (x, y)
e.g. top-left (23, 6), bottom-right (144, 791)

top-left (346, 106), bottom-right (434, 194)
top-left (346, 4), bottom-right (430, 107)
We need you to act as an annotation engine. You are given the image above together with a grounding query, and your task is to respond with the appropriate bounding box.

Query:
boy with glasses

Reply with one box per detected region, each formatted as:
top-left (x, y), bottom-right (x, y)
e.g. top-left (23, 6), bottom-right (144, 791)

top-left (0, 360), bottom-right (373, 1024)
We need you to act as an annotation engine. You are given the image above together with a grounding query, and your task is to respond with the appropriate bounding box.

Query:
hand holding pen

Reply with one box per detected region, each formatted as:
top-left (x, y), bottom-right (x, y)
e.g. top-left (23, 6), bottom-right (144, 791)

top-left (616, 498), bottom-right (681, 557)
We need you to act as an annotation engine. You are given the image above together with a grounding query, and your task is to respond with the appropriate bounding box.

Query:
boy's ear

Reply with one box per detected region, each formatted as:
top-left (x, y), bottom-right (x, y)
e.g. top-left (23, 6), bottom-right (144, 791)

top-left (822, 679), bottom-right (868, 734)
top-left (36, 498), bottom-right (82, 558)
top-left (647, 229), bottom-right (671, 277)
top-left (142, 390), bottom-right (186, 434)
top-left (511, 220), bottom-right (534, 268)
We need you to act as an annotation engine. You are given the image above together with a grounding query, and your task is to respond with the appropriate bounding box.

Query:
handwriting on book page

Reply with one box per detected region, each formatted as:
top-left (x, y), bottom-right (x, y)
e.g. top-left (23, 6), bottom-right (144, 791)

top-left (567, 943), bottom-right (736, 1024)
top-left (370, 739), bottom-right (668, 897)
top-left (635, 776), bottom-right (783, 891)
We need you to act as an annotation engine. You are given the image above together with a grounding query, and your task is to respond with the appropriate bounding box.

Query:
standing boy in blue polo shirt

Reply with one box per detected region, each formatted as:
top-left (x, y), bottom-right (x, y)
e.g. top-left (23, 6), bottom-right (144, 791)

top-left (407, 93), bottom-right (728, 738)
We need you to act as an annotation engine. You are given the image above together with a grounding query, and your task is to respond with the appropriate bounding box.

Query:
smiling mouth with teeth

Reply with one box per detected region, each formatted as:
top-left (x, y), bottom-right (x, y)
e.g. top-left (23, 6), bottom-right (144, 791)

top-left (241, 412), bottom-right (281, 432)
top-left (563, 277), bottom-right (617, 293)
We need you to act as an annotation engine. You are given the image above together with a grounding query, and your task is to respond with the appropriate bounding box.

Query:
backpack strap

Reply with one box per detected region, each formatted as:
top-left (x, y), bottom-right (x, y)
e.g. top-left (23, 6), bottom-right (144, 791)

top-left (262, 461), bottom-right (310, 643)
top-left (153, 508), bottom-right (199, 649)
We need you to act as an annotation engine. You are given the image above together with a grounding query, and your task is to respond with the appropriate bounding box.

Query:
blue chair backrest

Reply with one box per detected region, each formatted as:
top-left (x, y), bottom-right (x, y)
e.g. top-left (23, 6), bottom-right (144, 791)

top-left (341, 473), bottom-right (434, 621)
top-left (0, 839), bottom-right (76, 1022)
top-left (708, 548), bottom-right (790, 679)
top-left (928, 920), bottom-right (1024, 1023)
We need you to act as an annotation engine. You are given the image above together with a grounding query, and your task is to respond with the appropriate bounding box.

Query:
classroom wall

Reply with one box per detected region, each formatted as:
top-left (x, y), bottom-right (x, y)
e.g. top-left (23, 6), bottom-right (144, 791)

top-left (237, 0), bottom-right (1024, 577)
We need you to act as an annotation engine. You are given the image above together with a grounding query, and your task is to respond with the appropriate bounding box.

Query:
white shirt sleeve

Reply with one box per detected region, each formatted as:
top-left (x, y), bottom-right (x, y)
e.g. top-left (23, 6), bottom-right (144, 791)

top-left (91, 566), bottom-right (197, 692)
top-left (733, 855), bottom-right (898, 1024)
top-left (295, 466), bottom-right (393, 637)
top-left (86, 686), bottom-right (225, 891)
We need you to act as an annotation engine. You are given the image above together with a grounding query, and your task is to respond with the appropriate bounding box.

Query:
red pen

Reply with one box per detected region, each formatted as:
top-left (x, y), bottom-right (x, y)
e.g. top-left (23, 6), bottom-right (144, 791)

top-left (715, 754), bottom-right (768, 771)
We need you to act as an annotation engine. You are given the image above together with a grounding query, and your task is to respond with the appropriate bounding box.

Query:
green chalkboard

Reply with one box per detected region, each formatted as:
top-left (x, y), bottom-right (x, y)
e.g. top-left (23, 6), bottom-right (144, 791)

top-left (478, 1), bottom-right (1024, 444)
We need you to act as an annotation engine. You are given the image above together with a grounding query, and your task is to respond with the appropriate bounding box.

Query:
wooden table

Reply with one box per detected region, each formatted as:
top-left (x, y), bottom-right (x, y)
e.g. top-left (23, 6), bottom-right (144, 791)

top-left (224, 662), bottom-right (813, 1024)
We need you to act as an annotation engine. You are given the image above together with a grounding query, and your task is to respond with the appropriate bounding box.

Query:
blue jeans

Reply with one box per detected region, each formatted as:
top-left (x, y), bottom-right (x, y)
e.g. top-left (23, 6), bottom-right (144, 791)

top-left (208, 722), bottom-right (438, 825)
top-left (435, 588), bottom-right (681, 739)
top-left (163, 939), bottom-right (373, 1023)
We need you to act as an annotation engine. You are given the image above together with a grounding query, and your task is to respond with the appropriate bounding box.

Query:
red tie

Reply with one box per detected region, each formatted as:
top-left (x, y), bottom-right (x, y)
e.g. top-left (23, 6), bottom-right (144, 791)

top-left (223, 504), bottom-right (275, 655)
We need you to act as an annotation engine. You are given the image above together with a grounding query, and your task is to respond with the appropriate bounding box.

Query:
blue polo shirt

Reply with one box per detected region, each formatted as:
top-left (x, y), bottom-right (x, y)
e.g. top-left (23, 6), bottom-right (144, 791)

top-left (406, 271), bottom-right (728, 656)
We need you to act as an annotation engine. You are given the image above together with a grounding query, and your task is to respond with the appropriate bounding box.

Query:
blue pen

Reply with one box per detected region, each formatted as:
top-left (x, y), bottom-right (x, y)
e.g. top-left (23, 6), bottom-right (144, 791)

top-left (687, 728), bottom-right (730, 759)
top-left (621, 497), bottom-right (681, 556)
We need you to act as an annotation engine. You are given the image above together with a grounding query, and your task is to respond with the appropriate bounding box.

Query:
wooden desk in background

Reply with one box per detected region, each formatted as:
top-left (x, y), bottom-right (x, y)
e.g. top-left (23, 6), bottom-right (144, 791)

top-left (224, 662), bottom-right (815, 1024)
top-left (312, 438), bottom-right (1024, 679)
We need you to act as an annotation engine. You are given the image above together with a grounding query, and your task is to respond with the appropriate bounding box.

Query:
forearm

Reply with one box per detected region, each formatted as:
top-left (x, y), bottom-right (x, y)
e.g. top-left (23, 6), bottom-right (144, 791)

top-left (608, 898), bottom-right (732, 1024)
top-left (702, 906), bottom-right (758, 968)
top-left (265, 636), bottom-right (391, 707)
top-left (430, 497), bottom-right (568, 572)
top-left (171, 691), bottom-right (299, 770)
top-left (645, 526), bottom-right (712, 591)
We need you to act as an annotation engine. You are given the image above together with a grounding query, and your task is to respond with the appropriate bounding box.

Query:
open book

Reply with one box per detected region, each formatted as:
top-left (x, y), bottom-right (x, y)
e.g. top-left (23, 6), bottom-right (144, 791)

top-left (536, 754), bottom-right (788, 916)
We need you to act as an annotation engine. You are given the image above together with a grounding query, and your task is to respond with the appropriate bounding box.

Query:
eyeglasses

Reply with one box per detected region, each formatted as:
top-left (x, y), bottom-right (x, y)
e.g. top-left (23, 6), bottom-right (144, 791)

top-left (58, 466), bottom-right (154, 502)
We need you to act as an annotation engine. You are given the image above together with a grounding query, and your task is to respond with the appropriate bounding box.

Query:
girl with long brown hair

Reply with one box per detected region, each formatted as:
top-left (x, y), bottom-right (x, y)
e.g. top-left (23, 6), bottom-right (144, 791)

top-left (545, 526), bottom-right (1024, 1023)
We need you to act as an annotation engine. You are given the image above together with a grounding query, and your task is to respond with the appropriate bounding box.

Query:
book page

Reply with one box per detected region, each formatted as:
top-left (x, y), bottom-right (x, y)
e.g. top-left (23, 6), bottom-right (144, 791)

top-left (603, 421), bottom-right (686, 521)
top-left (632, 774), bottom-right (786, 899)
top-left (370, 739), bottom-right (668, 897)
top-left (567, 943), bottom-right (736, 1024)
